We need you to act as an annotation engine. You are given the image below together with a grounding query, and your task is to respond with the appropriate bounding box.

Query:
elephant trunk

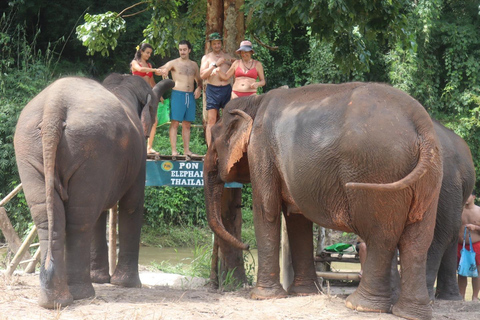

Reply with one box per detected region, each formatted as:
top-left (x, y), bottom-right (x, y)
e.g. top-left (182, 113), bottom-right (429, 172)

top-left (204, 148), bottom-right (249, 251)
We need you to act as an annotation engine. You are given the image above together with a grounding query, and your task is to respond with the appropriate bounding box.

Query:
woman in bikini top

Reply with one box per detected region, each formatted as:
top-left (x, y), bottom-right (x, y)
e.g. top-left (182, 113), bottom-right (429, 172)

top-left (213, 40), bottom-right (266, 99)
top-left (130, 43), bottom-right (162, 154)
top-left (130, 43), bottom-right (158, 88)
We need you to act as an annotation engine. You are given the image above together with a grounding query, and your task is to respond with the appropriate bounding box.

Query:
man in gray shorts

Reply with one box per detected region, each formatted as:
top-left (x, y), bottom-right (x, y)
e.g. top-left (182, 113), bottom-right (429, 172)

top-left (200, 32), bottom-right (234, 147)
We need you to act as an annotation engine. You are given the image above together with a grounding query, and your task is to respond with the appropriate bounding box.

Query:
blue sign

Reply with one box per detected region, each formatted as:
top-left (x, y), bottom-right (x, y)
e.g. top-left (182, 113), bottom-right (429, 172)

top-left (146, 160), bottom-right (242, 188)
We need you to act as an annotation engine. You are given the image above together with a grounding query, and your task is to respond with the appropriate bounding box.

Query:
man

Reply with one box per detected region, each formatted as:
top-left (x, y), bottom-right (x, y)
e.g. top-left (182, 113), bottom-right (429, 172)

top-left (200, 32), bottom-right (234, 147)
top-left (458, 192), bottom-right (480, 301)
top-left (159, 40), bottom-right (202, 157)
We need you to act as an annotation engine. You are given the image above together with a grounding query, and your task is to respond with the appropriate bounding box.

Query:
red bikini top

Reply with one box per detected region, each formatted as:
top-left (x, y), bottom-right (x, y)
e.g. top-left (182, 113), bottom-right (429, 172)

top-left (235, 61), bottom-right (258, 79)
top-left (132, 62), bottom-right (153, 78)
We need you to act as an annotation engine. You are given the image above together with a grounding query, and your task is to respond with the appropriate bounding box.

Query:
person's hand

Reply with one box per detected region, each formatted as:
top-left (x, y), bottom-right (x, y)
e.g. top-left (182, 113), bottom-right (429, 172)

top-left (466, 224), bottom-right (480, 231)
top-left (194, 87), bottom-right (202, 99)
top-left (154, 68), bottom-right (163, 76)
top-left (211, 67), bottom-right (220, 76)
top-left (250, 82), bottom-right (259, 89)
top-left (216, 57), bottom-right (225, 66)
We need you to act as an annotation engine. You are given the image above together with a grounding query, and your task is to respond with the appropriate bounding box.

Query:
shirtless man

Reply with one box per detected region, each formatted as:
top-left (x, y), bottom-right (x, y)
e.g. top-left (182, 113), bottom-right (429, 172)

top-left (159, 40), bottom-right (202, 157)
top-left (458, 192), bottom-right (480, 301)
top-left (199, 32), bottom-right (234, 147)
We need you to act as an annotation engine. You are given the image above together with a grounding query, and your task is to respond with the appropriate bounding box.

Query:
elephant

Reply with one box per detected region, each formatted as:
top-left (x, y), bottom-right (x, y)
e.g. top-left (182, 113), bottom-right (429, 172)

top-left (14, 74), bottom-right (174, 308)
top-left (204, 82), bottom-right (443, 320)
top-left (425, 120), bottom-right (475, 300)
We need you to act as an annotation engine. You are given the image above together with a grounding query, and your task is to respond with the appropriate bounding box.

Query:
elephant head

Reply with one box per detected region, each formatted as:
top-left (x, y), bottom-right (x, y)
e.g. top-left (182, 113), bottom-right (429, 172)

top-left (204, 96), bottom-right (263, 251)
top-left (103, 74), bottom-right (175, 137)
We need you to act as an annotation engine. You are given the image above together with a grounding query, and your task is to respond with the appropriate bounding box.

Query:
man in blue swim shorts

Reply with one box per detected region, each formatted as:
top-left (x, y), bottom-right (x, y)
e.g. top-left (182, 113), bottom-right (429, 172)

top-left (200, 32), bottom-right (234, 147)
top-left (159, 40), bottom-right (203, 157)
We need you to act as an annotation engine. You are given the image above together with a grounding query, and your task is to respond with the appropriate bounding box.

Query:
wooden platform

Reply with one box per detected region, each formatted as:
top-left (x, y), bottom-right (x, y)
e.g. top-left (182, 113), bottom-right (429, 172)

top-left (147, 153), bottom-right (205, 161)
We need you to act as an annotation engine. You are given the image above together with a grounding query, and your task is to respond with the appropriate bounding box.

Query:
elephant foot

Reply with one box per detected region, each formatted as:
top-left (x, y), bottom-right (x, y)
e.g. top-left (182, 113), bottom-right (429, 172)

top-left (434, 290), bottom-right (463, 301)
top-left (91, 269), bottom-right (111, 284)
top-left (250, 285), bottom-right (288, 300)
top-left (288, 280), bottom-right (321, 296)
top-left (68, 282), bottom-right (95, 300)
top-left (38, 289), bottom-right (74, 309)
top-left (392, 298), bottom-right (433, 320)
top-left (111, 271), bottom-right (142, 288)
top-left (345, 289), bottom-right (391, 313)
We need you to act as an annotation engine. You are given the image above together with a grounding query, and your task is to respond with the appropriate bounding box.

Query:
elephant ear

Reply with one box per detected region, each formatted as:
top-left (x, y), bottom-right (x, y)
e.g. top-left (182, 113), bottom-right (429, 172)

top-left (140, 94), bottom-right (153, 137)
top-left (226, 109), bottom-right (253, 175)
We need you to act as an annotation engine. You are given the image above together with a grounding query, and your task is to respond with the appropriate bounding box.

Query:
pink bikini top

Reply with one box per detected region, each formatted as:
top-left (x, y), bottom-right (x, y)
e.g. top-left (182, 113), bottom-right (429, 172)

top-left (132, 62), bottom-right (153, 78)
top-left (235, 61), bottom-right (258, 79)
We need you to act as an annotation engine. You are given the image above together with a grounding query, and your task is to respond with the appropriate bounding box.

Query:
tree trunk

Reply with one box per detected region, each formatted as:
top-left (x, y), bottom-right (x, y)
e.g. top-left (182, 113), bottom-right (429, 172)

top-left (205, 0), bottom-right (247, 288)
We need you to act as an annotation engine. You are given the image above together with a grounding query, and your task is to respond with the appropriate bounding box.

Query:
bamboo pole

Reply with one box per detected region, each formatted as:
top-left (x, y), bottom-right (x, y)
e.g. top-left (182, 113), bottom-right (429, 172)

top-left (316, 271), bottom-right (360, 281)
top-left (0, 183), bottom-right (22, 207)
top-left (108, 205), bottom-right (118, 275)
top-left (24, 246), bottom-right (41, 273)
top-left (6, 225), bottom-right (37, 276)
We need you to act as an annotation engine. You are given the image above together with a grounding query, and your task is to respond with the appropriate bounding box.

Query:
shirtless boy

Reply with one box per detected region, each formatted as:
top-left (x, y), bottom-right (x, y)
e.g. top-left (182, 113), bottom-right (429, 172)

top-left (199, 32), bottom-right (234, 147)
top-left (458, 192), bottom-right (480, 301)
top-left (159, 40), bottom-right (202, 157)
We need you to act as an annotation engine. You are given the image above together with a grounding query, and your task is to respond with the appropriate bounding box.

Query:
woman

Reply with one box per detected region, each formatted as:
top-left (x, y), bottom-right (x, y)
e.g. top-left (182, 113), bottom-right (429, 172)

top-left (213, 40), bottom-right (265, 99)
top-left (130, 43), bottom-right (161, 154)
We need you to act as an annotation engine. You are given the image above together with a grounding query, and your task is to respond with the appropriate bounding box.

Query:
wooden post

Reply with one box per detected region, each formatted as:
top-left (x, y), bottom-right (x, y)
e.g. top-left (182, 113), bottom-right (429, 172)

top-left (0, 207), bottom-right (32, 262)
top-left (281, 214), bottom-right (294, 290)
top-left (6, 225), bottom-right (37, 276)
top-left (108, 204), bottom-right (118, 275)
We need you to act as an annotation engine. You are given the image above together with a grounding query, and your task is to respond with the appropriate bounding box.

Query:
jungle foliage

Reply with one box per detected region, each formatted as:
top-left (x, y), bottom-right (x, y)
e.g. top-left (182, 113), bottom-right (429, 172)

top-left (1, 0), bottom-right (479, 244)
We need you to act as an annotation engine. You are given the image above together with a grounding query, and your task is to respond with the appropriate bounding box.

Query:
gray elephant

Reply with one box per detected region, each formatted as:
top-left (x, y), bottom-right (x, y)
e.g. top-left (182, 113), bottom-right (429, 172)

top-left (204, 83), bottom-right (443, 320)
top-left (426, 120), bottom-right (475, 300)
top-left (14, 74), bottom-right (174, 308)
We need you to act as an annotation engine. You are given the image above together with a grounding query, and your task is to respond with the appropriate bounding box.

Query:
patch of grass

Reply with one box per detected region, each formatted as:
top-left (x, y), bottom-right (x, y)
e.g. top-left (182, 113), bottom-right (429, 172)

top-left (141, 225), bottom-right (212, 248)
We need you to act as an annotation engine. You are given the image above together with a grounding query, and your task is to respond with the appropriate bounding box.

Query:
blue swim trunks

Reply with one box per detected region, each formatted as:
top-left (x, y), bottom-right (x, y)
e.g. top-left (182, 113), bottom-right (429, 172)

top-left (206, 84), bottom-right (232, 110)
top-left (170, 90), bottom-right (196, 122)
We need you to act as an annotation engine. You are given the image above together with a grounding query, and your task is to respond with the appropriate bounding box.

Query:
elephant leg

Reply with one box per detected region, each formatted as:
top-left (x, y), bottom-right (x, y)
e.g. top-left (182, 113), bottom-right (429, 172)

top-left (435, 240), bottom-right (462, 300)
top-left (249, 163), bottom-right (287, 299)
top-left (90, 210), bottom-right (111, 283)
top-left (284, 212), bottom-right (319, 296)
top-left (65, 207), bottom-right (95, 300)
top-left (425, 236), bottom-right (443, 301)
top-left (392, 204), bottom-right (437, 320)
top-left (110, 184), bottom-right (142, 288)
top-left (32, 200), bottom-right (73, 308)
top-left (19, 165), bottom-right (73, 308)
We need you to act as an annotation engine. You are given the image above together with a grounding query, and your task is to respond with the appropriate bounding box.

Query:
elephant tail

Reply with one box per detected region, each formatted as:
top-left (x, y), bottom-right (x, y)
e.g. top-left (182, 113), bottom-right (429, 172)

top-left (40, 101), bottom-right (67, 273)
top-left (345, 135), bottom-right (441, 191)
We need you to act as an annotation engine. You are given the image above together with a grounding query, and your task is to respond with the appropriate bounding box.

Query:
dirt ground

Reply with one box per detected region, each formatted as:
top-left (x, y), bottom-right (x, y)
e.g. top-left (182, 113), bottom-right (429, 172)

top-left (1, 268), bottom-right (479, 320)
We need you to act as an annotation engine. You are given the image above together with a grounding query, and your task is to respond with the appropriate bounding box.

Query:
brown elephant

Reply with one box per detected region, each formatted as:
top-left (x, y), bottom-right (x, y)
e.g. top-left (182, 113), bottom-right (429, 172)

top-left (14, 74), bottom-right (174, 308)
top-left (204, 83), bottom-right (443, 320)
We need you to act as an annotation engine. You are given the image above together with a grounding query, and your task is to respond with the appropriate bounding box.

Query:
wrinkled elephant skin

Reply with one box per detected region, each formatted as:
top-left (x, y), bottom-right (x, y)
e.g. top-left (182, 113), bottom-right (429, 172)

top-left (426, 120), bottom-right (475, 300)
top-left (14, 75), bottom-right (174, 308)
top-left (204, 83), bottom-right (443, 320)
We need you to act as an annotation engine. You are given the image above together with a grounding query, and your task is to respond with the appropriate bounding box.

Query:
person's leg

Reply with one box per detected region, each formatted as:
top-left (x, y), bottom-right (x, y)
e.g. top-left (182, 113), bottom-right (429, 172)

top-left (147, 119), bottom-right (158, 154)
top-left (182, 121), bottom-right (192, 155)
top-left (169, 120), bottom-right (180, 156)
top-left (206, 108), bottom-right (218, 147)
top-left (458, 275), bottom-right (468, 300)
top-left (472, 269), bottom-right (480, 301)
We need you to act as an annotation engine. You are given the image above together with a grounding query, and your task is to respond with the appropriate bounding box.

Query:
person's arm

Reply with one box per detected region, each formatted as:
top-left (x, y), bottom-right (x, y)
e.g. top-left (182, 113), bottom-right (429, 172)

top-left (200, 55), bottom-right (215, 80)
top-left (251, 61), bottom-right (266, 89)
top-left (466, 223), bottom-right (480, 232)
top-left (131, 60), bottom-right (156, 74)
top-left (194, 64), bottom-right (203, 99)
top-left (158, 61), bottom-right (173, 78)
top-left (213, 60), bottom-right (237, 81)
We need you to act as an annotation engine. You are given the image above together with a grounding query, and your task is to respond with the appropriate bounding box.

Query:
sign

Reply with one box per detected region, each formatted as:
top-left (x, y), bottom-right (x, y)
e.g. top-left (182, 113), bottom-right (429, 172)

top-left (146, 160), bottom-right (242, 188)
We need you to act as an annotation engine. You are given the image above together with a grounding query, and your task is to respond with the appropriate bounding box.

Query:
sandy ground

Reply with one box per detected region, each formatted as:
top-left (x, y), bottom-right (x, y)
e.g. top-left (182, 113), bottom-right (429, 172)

top-left (1, 268), bottom-right (479, 320)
